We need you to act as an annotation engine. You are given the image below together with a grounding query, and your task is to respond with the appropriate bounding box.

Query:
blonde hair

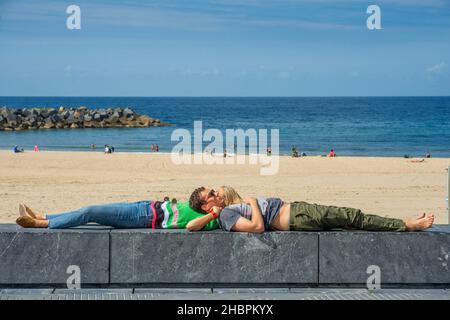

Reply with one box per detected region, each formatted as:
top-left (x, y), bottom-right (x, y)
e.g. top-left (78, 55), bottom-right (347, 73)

top-left (220, 186), bottom-right (243, 206)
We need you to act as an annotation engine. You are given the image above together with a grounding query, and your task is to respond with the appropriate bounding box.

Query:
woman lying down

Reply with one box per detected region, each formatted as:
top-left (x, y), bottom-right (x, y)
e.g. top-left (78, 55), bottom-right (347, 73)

top-left (186, 186), bottom-right (435, 233)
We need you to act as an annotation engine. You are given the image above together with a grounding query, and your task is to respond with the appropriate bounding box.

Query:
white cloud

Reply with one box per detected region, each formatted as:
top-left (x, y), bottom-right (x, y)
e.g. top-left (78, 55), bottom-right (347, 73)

top-left (426, 62), bottom-right (446, 74)
top-left (64, 65), bottom-right (73, 78)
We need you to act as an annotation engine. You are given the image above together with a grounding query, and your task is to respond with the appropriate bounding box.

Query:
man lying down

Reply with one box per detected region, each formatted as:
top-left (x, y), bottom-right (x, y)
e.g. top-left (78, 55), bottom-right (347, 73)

top-left (15, 198), bottom-right (218, 230)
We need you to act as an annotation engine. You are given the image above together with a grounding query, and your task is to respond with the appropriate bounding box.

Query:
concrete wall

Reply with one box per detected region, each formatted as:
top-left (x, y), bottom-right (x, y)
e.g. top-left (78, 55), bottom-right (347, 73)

top-left (1, 224), bottom-right (449, 286)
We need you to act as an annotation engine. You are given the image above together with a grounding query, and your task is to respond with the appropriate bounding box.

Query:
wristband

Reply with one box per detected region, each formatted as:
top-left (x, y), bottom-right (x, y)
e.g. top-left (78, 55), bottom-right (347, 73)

top-left (209, 209), bottom-right (218, 219)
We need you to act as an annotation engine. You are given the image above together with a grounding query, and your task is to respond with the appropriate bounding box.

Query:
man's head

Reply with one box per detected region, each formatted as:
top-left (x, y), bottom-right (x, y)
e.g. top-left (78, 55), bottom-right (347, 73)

top-left (189, 186), bottom-right (223, 214)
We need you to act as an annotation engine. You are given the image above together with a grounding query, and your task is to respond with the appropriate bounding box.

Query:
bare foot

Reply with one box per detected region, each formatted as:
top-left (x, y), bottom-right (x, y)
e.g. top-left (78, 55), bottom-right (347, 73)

top-left (405, 213), bottom-right (425, 224)
top-left (19, 204), bottom-right (28, 217)
top-left (16, 216), bottom-right (49, 228)
top-left (404, 213), bottom-right (435, 231)
top-left (23, 204), bottom-right (46, 220)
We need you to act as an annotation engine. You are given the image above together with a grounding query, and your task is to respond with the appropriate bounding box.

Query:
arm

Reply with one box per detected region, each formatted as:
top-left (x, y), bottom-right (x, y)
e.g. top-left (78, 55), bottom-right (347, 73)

top-left (186, 207), bottom-right (220, 231)
top-left (231, 197), bottom-right (265, 233)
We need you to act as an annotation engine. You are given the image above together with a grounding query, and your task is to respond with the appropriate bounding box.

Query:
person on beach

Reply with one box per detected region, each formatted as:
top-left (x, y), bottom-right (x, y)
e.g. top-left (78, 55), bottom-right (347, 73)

top-left (187, 186), bottom-right (435, 233)
top-left (12, 145), bottom-right (24, 153)
top-left (15, 199), bottom-right (219, 230)
top-left (328, 149), bottom-right (336, 157)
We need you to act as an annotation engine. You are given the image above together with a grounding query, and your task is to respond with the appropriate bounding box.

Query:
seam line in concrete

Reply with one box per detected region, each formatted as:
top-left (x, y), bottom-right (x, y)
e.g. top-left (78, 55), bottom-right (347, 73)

top-left (317, 233), bottom-right (320, 286)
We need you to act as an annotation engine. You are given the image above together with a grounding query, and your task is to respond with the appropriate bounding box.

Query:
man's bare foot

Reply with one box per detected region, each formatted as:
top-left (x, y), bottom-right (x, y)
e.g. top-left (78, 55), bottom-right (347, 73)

top-left (22, 204), bottom-right (46, 220)
top-left (16, 216), bottom-right (49, 228)
top-left (19, 204), bottom-right (29, 217)
top-left (404, 213), bottom-right (435, 231)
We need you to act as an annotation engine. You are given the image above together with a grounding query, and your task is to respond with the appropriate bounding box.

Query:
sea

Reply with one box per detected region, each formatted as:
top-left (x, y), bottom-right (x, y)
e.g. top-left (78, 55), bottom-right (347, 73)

top-left (0, 96), bottom-right (449, 157)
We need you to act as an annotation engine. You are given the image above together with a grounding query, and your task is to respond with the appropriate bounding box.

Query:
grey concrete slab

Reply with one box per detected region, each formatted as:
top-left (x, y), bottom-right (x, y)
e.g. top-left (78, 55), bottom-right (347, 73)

top-left (425, 225), bottom-right (450, 233)
top-left (1, 288), bottom-right (449, 300)
top-left (0, 288), bottom-right (54, 295)
top-left (289, 288), bottom-right (450, 300)
top-left (53, 288), bottom-right (133, 294)
top-left (319, 226), bottom-right (450, 285)
top-left (0, 224), bottom-right (110, 285)
top-left (110, 229), bottom-right (318, 284)
top-left (213, 288), bottom-right (290, 294)
top-left (134, 288), bottom-right (211, 294)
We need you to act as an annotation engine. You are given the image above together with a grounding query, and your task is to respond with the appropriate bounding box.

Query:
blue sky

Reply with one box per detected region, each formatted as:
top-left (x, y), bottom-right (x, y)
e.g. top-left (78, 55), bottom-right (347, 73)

top-left (0, 0), bottom-right (449, 96)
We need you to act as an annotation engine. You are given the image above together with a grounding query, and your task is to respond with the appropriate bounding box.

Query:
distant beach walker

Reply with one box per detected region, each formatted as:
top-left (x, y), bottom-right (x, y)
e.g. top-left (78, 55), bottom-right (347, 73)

top-left (0, 106), bottom-right (170, 131)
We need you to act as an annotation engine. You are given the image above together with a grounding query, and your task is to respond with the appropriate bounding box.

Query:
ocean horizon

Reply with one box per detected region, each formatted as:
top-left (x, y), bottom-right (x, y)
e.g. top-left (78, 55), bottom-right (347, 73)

top-left (1, 96), bottom-right (450, 157)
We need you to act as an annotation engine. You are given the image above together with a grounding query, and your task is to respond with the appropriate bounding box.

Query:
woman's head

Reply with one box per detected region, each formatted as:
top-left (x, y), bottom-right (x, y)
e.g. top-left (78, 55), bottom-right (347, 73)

top-left (218, 186), bottom-right (242, 206)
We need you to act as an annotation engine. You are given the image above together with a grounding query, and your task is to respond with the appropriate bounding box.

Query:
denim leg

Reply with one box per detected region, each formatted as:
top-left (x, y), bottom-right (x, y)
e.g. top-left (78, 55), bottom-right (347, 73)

top-left (47, 202), bottom-right (130, 220)
top-left (48, 201), bottom-right (150, 229)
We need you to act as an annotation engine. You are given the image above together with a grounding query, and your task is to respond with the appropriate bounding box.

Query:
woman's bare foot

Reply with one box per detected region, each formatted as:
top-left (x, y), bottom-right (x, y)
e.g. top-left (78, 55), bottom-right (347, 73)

top-left (16, 216), bottom-right (49, 228)
top-left (404, 213), bottom-right (435, 231)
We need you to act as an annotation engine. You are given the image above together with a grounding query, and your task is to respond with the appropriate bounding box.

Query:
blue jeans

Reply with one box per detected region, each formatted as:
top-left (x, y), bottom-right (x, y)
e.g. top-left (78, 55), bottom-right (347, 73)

top-left (47, 201), bottom-right (151, 229)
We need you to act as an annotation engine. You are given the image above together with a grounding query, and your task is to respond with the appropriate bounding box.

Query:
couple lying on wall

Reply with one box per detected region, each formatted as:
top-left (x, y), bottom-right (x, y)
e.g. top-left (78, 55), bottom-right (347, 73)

top-left (16, 186), bottom-right (434, 232)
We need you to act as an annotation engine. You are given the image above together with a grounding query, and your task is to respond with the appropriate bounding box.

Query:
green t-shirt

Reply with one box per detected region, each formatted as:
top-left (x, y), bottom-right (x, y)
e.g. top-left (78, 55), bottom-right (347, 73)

top-left (157, 201), bottom-right (218, 230)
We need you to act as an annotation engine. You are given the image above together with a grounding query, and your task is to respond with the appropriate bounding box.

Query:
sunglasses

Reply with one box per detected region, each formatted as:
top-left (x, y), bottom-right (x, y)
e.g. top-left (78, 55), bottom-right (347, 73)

top-left (207, 189), bottom-right (216, 198)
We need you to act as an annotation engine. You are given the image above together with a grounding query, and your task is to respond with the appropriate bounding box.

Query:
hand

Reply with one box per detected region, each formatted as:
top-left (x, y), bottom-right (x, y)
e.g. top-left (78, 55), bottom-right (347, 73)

top-left (210, 206), bottom-right (223, 216)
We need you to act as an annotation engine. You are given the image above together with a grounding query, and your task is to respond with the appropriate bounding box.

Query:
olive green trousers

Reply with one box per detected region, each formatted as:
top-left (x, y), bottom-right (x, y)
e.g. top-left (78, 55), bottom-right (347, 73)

top-left (289, 201), bottom-right (406, 231)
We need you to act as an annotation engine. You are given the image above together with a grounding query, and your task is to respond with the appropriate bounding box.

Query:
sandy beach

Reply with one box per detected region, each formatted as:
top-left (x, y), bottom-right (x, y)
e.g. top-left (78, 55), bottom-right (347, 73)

top-left (0, 150), bottom-right (448, 224)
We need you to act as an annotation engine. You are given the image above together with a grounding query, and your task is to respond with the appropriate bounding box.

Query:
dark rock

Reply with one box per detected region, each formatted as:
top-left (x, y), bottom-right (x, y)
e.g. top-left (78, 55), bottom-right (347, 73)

top-left (21, 109), bottom-right (31, 117)
top-left (114, 108), bottom-right (123, 116)
top-left (123, 108), bottom-right (134, 117)
top-left (6, 113), bottom-right (17, 123)
top-left (0, 107), bottom-right (168, 130)
top-left (52, 114), bottom-right (61, 123)
top-left (109, 112), bottom-right (120, 123)
top-left (98, 109), bottom-right (107, 117)
top-left (61, 111), bottom-right (70, 120)
top-left (43, 118), bottom-right (55, 129)
top-left (66, 114), bottom-right (76, 124)
top-left (48, 108), bottom-right (57, 116)
top-left (17, 123), bottom-right (28, 130)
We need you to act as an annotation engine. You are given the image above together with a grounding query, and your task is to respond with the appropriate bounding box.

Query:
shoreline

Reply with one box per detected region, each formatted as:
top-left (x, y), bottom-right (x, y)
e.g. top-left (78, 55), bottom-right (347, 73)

top-left (0, 148), bottom-right (445, 159)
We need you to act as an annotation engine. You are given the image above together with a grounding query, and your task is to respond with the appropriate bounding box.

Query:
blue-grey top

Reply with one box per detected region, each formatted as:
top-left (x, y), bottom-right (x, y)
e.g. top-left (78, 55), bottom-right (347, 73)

top-left (218, 197), bottom-right (283, 231)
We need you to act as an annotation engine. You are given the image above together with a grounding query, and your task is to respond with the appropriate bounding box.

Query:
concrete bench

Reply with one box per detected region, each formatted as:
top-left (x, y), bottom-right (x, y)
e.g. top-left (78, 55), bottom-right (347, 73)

top-left (0, 224), bottom-right (449, 287)
top-left (0, 224), bottom-right (110, 285)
